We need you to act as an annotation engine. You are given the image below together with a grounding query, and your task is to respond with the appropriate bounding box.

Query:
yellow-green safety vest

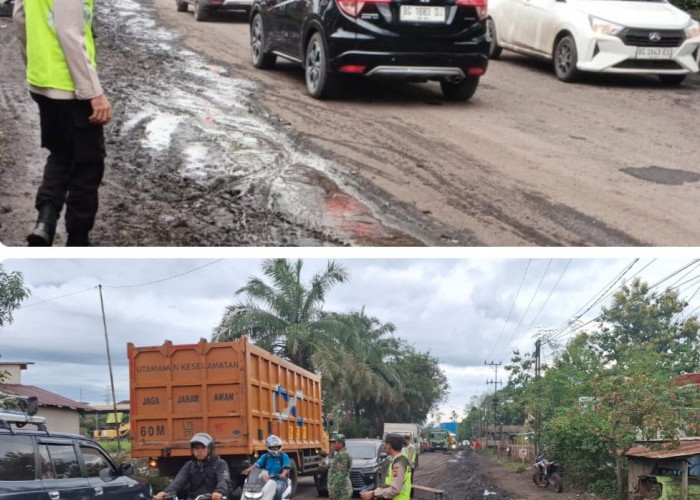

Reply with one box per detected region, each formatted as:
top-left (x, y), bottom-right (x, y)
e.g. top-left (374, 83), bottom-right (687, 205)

top-left (402, 445), bottom-right (417, 465)
top-left (384, 455), bottom-right (411, 500)
top-left (24, 0), bottom-right (97, 91)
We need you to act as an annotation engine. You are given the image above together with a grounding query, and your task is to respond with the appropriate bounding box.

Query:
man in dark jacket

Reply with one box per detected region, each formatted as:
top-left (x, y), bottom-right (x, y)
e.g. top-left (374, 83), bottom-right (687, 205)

top-left (155, 432), bottom-right (230, 500)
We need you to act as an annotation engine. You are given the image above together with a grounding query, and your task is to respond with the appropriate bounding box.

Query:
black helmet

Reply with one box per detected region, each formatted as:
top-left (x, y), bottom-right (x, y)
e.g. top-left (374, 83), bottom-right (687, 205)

top-left (190, 432), bottom-right (214, 453)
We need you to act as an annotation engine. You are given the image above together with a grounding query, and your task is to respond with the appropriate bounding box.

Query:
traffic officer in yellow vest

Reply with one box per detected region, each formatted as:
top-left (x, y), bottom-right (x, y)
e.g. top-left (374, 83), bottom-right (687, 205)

top-left (360, 434), bottom-right (411, 500)
top-left (402, 433), bottom-right (417, 474)
top-left (13, 0), bottom-right (112, 247)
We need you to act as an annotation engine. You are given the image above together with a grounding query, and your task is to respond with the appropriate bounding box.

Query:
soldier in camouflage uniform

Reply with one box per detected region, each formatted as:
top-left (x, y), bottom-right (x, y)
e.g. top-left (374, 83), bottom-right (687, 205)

top-left (328, 434), bottom-right (353, 500)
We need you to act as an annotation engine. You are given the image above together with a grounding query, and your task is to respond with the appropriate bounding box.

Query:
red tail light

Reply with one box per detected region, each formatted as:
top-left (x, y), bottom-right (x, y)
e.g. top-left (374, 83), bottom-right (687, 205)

top-left (339, 65), bottom-right (367, 73)
top-left (336, 0), bottom-right (390, 18)
top-left (456, 0), bottom-right (487, 19)
top-left (467, 67), bottom-right (485, 75)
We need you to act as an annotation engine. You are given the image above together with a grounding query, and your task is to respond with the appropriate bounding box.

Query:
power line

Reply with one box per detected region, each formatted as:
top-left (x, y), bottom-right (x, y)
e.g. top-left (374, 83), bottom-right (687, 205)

top-left (103, 259), bottom-right (223, 289)
top-left (20, 286), bottom-right (98, 309)
top-left (551, 259), bottom-right (700, 339)
top-left (18, 260), bottom-right (223, 309)
top-left (547, 259), bottom-right (639, 340)
top-left (524, 259), bottom-right (571, 337)
top-left (498, 260), bottom-right (552, 359)
top-left (485, 259), bottom-right (531, 362)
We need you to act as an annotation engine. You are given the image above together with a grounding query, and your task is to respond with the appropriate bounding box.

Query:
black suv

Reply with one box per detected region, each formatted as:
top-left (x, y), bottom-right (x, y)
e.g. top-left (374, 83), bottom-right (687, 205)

top-left (316, 438), bottom-right (390, 496)
top-left (249, 0), bottom-right (489, 100)
top-left (0, 398), bottom-right (150, 500)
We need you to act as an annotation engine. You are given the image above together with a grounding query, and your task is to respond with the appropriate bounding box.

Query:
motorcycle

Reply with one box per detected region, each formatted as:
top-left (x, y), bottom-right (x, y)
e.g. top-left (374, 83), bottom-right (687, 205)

top-left (241, 468), bottom-right (292, 500)
top-left (531, 454), bottom-right (563, 493)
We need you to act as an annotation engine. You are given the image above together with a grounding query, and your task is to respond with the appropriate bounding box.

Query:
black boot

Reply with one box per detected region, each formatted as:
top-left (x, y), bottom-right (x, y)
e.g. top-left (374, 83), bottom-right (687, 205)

top-left (27, 203), bottom-right (59, 246)
top-left (66, 232), bottom-right (91, 247)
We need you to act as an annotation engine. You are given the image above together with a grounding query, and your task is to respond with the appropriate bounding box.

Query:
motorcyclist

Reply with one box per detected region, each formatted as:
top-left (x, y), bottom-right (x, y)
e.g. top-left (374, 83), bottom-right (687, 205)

top-left (154, 432), bottom-right (231, 500)
top-left (242, 435), bottom-right (291, 500)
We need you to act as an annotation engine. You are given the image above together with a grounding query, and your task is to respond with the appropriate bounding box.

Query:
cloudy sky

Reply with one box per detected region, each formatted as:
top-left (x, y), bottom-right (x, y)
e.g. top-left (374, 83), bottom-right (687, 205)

top-left (1, 256), bottom-right (699, 422)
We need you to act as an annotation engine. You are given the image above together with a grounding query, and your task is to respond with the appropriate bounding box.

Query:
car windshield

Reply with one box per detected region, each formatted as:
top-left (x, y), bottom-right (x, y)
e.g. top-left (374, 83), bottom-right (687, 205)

top-left (346, 442), bottom-right (378, 459)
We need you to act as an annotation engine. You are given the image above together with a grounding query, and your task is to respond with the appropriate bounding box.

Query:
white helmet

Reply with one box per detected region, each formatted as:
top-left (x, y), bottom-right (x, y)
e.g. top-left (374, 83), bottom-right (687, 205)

top-left (266, 434), bottom-right (283, 456)
top-left (190, 432), bottom-right (214, 453)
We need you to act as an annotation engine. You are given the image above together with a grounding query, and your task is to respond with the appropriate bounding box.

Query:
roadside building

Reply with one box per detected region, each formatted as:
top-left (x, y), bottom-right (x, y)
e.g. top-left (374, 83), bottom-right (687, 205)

top-left (0, 361), bottom-right (92, 434)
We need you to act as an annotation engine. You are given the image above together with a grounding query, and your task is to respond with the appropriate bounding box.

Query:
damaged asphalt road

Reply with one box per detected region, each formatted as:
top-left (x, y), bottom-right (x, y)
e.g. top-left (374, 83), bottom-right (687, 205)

top-left (0, 0), bottom-right (426, 246)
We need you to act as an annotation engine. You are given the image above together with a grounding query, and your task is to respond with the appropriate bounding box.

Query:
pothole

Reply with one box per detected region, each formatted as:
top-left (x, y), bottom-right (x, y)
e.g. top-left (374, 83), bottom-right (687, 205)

top-left (620, 166), bottom-right (700, 185)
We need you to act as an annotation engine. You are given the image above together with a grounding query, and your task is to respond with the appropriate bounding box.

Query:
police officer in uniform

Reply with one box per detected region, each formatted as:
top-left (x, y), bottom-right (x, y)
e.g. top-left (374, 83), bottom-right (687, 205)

top-left (13, 0), bottom-right (112, 246)
top-left (361, 434), bottom-right (411, 500)
top-left (402, 433), bottom-right (417, 473)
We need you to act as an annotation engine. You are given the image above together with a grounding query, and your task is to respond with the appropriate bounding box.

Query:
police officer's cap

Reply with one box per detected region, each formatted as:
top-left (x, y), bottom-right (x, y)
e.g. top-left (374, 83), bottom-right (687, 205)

top-left (331, 433), bottom-right (346, 444)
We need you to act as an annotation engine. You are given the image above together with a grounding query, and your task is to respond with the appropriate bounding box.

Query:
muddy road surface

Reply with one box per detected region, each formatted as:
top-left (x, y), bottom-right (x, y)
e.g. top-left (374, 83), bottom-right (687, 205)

top-left (1, 0), bottom-right (699, 246)
top-left (292, 451), bottom-right (601, 500)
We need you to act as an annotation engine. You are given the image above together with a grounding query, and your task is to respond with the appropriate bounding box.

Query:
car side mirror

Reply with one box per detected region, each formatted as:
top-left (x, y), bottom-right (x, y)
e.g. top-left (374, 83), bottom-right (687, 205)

top-left (119, 463), bottom-right (135, 475)
top-left (379, 452), bottom-right (388, 459)
top-left (99, 467), bottom-right (116, 482)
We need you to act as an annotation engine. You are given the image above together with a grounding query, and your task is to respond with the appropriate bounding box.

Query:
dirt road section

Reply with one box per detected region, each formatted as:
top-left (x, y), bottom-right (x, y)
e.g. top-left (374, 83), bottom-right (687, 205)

top-left (0, 4), bottom-right (425, 246)
top-left (2, 0), bottom-right (699, 246)
top-left (148, 0), bottom-right (700, 246)
top-left (291, 451), bottom-right (601, 500)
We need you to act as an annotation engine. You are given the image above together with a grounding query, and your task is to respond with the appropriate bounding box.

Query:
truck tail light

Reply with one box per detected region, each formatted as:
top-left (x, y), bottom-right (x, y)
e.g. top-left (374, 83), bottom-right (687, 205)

top-left (336, 0), bottom-right (390, 18)
top-left (456, 0), bottom-right (487, 20)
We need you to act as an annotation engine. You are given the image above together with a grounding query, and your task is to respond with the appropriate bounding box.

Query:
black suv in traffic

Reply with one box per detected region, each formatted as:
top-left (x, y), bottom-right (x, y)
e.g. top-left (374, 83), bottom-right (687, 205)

top-left (250, 0), bottom-right (490, 100)
top-left (0, 400), bottom-right (150, 500)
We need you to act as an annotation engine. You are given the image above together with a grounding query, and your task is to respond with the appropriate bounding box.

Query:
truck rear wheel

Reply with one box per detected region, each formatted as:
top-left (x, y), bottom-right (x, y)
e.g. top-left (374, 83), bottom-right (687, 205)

top-left (314, 470), bottom-right (328, 497)
top-left (289, 459), bottom-right (298, 496)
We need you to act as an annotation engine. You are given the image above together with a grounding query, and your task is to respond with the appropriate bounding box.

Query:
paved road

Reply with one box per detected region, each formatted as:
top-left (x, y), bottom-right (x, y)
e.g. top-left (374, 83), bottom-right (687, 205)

top-left (145, 0), bottom-right (700, 246)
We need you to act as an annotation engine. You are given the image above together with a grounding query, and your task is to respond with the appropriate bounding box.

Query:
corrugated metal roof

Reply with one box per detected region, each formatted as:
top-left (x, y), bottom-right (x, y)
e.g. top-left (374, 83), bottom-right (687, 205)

top-left (0, 384), bottom-right (93, 411)
top-left (626, 439), bottom-right (700, 459)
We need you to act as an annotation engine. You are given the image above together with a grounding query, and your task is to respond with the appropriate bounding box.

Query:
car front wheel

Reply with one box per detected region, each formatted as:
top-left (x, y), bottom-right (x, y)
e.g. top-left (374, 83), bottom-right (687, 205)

top-left (251, 13), bottom-right (276, 69)
top-left (305, 32), bottom-right (335, 99)
top-left (486, 18), bottom-right (502, 59)
top-left (194, 0), bottom-right (209, 21)
top-left (553, 35), bottom-right (579, 82)
top-left (440, 76), bottom-right (479, 101)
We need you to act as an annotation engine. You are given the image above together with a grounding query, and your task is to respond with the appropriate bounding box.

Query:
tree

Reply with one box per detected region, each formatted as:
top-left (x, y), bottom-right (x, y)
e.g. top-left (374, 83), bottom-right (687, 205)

top-left (0, 264), bottom-right (30, 328)
top-left (0, 264), bottom-right (30, 382)
top-left (499, 279), bottom-right (700, 499)
top-left (211, 259), bottom-right (349, 370)
top-left (594, 278), bottom-right (700, 375)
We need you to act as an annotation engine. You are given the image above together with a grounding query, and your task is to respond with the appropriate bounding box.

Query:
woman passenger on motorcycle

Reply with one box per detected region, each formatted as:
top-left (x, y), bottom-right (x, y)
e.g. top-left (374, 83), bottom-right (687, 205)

top-left (155, 432), bottom-right (231, 500)
top-left (242, 435), bottom-right (291, 500)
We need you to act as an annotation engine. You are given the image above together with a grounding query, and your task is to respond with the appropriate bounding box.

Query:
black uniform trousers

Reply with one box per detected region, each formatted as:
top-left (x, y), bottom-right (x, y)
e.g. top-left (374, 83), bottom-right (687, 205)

top-left (31, 92), bottom-right (106, 234)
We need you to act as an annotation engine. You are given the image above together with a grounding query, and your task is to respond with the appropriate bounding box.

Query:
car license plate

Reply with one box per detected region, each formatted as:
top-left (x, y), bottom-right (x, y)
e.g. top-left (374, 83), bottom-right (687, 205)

top-left (400, 5), bottom-right (445, 23)
top-left (635, 47), bottom-right (673, 59)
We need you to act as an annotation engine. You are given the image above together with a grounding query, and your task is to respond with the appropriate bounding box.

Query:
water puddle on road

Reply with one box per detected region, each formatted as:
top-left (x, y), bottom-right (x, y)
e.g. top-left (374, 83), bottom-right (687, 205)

top-left (102, 0), bottom-right (420, 245)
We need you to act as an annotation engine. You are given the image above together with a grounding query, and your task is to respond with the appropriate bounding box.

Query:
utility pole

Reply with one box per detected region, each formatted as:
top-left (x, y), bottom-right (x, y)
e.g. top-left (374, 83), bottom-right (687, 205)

top-left (98, 285), bottom-right (121, 451)
top-left (485, 361), bottom-right (502, 443)
top-left (534, 338), bottom-right (541, 455)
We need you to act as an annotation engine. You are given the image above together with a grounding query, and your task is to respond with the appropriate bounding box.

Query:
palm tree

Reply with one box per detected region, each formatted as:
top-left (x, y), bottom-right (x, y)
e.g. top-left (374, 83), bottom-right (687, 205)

top-left (212, 259), bottom-right (349, 370)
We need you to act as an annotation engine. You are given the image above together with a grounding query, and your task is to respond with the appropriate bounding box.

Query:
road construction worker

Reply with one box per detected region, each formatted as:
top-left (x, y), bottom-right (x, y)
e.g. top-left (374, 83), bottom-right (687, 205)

top-left (242, 434), bottom-right (291, 500)
top-left (328, 434), bottom-right (353, 500)
top-left (154, 432), bottom-right (230, 500)
top-left (13, 0), bottom-right (112, 246)
top-left (360, 433), bottom-right (411, 500)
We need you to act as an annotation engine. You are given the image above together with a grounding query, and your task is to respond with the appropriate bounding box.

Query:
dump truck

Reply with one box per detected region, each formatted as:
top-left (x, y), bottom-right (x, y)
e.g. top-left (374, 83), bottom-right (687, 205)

top-left (128, 338), bottom-right (329, 492)
top-left (428, 429), bottom-right (449, 452)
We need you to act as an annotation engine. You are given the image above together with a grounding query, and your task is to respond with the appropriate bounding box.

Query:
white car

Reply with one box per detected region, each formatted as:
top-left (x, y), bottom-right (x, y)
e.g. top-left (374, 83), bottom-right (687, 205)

top-left (487, 0), bottom-right (700, 84)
